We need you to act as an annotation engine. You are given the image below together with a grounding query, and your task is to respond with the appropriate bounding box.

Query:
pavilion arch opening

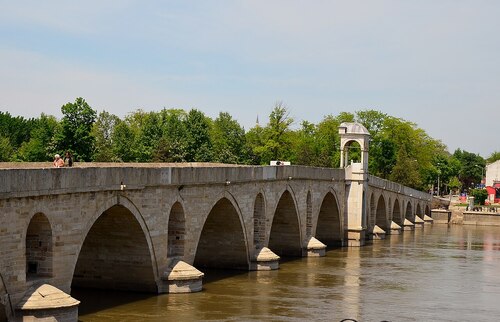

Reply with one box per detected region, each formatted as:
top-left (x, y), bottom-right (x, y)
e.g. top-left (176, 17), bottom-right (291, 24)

top-left (416, 204), bottom-right (423, 219)
top-left (392, 199), bottom-right (402, 225)
top-left (343, 140), bottom-right (362, 165)
top-left (26, 213), bottom-right (53, 279)
top-left (269, 190), bottom-right (302, 257)
top-left (316, 192), bottom-right (342, 247)
top-left (168, 202), bottom-right (186, 264)
top-left (405, 202), bottom-right (413, 221)
top-left (253, 193), bottom-right (266, 250)
top-left (375, 196), bottom-right (388, 231)
top-left (194, 198), bottom-right (248, 270)
top-left (72, 205), bottom-right (157, 292)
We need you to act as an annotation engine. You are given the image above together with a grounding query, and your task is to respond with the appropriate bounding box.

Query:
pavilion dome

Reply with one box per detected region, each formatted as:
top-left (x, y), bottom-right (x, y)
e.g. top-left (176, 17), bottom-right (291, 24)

top-left (339, 122), bottom-right (370, 135)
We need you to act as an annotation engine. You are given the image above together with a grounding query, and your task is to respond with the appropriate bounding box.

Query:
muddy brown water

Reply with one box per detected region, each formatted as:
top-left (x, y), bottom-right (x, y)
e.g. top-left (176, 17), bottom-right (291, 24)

top-left (73, 225), bottom-right (500, 322)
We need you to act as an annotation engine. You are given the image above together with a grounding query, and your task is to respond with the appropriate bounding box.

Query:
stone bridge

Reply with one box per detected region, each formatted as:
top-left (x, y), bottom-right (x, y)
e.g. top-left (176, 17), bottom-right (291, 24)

top-left (0, 123), bottom-right (432, 321)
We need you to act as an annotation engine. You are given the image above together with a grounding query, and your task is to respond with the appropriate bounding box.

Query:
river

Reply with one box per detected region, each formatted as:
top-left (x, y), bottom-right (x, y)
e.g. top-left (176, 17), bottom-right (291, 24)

top-left (73, 225), bottom-right (500, 321)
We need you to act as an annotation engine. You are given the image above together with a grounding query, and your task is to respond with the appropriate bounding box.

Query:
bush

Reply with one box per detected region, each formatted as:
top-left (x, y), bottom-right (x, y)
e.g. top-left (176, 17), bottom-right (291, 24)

top-left (470, 188), bottom-right (488, 205)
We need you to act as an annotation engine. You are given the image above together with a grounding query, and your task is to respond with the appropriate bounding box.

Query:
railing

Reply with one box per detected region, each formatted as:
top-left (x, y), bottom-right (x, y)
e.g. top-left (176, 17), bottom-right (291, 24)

top-left (465, 206), bottom-right (499, 213)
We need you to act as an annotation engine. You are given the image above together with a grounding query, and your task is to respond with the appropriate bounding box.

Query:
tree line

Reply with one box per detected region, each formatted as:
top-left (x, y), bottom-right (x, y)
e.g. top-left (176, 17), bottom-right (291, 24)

top-left (1, 97), bottom-right (498, 193)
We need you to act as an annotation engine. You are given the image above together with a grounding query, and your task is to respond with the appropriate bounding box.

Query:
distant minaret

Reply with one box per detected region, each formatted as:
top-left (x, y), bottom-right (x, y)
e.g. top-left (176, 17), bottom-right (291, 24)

top-left (256, 115), bottom-right (259, 126)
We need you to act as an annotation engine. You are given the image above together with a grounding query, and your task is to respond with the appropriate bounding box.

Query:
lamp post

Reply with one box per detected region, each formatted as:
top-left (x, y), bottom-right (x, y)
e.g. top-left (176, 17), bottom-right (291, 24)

top-left (436, 162), bottom-right (441, 197)
top-left (437, 170), bottom-right (440, 197)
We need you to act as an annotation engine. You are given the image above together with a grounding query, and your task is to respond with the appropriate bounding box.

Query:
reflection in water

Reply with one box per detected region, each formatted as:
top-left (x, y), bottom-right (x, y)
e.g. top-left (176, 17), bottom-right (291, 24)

top-left (76, 225), bottom-right (500, 321)
top-left (343, 247), bottom-right (360, 320)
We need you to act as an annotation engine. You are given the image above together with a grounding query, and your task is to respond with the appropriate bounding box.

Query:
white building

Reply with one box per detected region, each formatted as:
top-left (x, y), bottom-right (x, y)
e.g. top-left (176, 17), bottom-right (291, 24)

top-left (485, 159), bottom-right (500, 187)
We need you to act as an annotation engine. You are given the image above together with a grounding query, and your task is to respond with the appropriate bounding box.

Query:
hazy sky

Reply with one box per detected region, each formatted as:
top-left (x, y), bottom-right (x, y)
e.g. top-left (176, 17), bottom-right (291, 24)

top-left (1, 1), bottom-right (499, 157)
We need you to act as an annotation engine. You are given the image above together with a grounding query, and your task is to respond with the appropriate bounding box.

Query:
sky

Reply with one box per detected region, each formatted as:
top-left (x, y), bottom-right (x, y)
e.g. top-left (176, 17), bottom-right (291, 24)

top-left (1, 1), bottom-right (499, 157)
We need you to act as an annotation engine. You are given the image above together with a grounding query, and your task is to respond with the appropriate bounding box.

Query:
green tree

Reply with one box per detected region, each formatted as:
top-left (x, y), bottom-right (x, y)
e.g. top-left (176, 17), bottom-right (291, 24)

top-left (245, 124), bottom-right (266, 165)
top-left (211, 112), bottom-right (247, 164)
top-left (315, 115), bottom-right (341, 167)
top-left (154, 109), bottom-right (188, 162)
top-left (486, 151), bottom-right (500, 164)
top-left (185, 109), bottom-right (213, 162)
top-left (17, 114), bottom-right (59, 161)
top-left (389, 150), bottom-right (422, 188)
top-left (112, 120), bottom-right (137, 162)
top-left (292, 121), bottom-right (317, 166)
top-left (91, 111), bottom-right (120, 162)
top-left (448, 176), bottom-right (462, 195)
top-left (470, 188), bottom-right (488, 205)
top-left (264, 102), bottom-right (294, 162)
top-left (0, 135), bottom-right (13, 161)
top-left (0, 112), bottom-right (37, 150)
top-left (453, 149), bottom-right (485, 189)
top-left (355, 109), bottom-right (387, 136)
top-left (56, 97), bottom-right (97, 161)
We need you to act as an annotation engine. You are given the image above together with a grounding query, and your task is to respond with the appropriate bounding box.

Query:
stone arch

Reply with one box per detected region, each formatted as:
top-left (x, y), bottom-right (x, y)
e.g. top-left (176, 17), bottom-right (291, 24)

top-left (25, 212), bottom-right (53, 279)
top-left (168, 201), bottom-right (186, 264)
top-left (375, 195), bottom-right (389, 231)
top-left (253, 192), bottom-right (266, 250)
top-left (269, 189), bottom-right (302, 257)
top-left (425, 205), bottom-right (430, 216)
top-left (72, 196), bottom-right (159, 292)
top-left (306, 191), bottom-right (313, 238)
top-left (416, 203), bottom-right (423, 219)
top-left (392, 199), bottom-right (403, 226)
top-left (194, 197), bottom-right (249, 270)
top-left (315, 191), bottom-right (342, 247)
top-left (405, 201), bottom-right (413, 221)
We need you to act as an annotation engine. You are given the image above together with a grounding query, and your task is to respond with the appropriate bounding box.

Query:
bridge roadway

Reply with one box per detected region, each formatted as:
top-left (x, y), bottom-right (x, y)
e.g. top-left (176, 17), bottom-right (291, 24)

top-left (0, 163), bottom-right (432, 321)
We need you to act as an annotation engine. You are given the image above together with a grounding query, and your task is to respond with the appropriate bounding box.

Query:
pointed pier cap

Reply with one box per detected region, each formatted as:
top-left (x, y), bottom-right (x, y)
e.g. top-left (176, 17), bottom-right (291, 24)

top-left (390, 221), bottom-right (402, 229)
top-left (307, 237), bottom-right (327, 250)
top-left (403, 218), bottom-right (415, 226)
top-left (372, 225), bottom-right (386, 234)
top-left (164, 260), bottom-right (204, 281)
top-left (415, 216), bottom-right (425, 223)
top-left (16, 284), bottom-right (80, 310)
top-left (424, 215), bottom-right (434, 222)
top-left (255, 247), bottom-right (280, 262)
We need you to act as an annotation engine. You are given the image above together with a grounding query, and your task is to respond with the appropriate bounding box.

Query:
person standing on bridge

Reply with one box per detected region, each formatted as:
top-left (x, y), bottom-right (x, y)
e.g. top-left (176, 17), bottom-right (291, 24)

top-left (64, 151), bottom-right (73, 167)
top-left (53, 154), bottom-right (64, 167)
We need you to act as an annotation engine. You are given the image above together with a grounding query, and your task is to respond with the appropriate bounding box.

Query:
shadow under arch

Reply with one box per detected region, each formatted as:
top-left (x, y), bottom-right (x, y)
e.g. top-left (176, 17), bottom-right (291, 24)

top-left (25, 212), bottom-right (53, 279)
top-left (194, 196), bottom-right (249, 270)
top-left (71, 195), bottom-right (158, 293)
top-left (425, 205), bottom-right (430, 216)
top-left (316, 190), bottom-right (342, 247)
top-left (168, 201), bottom-right (186, 265)
top-left (0, 273), bottom-right (8, 322)
top-left (416, 203), bottom-right (423, 219)
top-left (253, 192), bottom-right (266, 250)
top-left (392, 198), bottom-right (403, 226)
top-left (269, 189), bottom-right (302, 257)
top-left (369, 193), bottom-right (376, 228)
top-left (375, 195), bottom-right (389, 231)
top-left (405, 201), bottom-right (413, 221)
top-left (306, 191), bottom-right (313, 238)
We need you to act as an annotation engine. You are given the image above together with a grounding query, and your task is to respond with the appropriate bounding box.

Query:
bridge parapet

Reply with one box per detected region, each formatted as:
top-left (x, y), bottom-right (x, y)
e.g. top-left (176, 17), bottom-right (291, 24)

top-left (368, 174), bottom-right (431, 201)
top-left (0, 164), bottom-right (346, 199)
